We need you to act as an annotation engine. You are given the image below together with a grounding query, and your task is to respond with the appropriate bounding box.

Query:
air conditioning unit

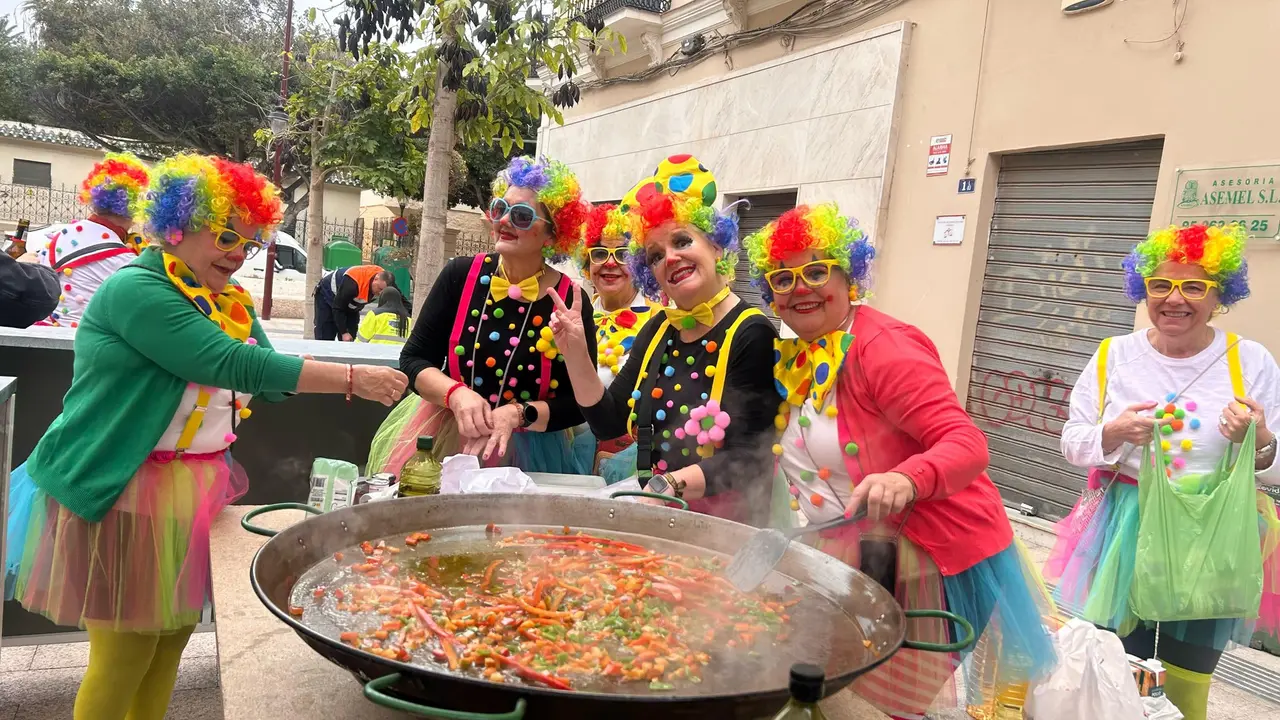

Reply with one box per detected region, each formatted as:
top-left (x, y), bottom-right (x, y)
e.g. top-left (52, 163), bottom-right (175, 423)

top-left (1063, 0), bottom-right (1112, 14)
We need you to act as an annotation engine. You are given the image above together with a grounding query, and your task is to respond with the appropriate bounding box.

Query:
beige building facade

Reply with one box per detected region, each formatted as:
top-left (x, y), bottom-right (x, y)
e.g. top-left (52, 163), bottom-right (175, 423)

top-left (543, 0), bottom-right (1280, 517)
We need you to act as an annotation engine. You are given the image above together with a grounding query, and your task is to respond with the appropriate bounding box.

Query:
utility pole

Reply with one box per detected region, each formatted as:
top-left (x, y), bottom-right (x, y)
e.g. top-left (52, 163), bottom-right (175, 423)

top-left (262, 0), bottom-right (294, 320)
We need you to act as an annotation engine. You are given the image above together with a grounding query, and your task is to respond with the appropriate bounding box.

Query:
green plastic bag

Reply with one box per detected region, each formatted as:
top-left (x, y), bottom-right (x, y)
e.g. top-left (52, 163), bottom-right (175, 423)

top-left (1130, 422), bottom-right (1263, 622)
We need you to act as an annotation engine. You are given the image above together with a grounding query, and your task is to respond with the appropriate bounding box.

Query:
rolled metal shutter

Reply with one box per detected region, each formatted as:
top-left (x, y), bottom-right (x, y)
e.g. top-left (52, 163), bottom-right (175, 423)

top-left (732, 192), bottom-right (798, 326)
top-left (965, 140), bottom-right (1164, 519)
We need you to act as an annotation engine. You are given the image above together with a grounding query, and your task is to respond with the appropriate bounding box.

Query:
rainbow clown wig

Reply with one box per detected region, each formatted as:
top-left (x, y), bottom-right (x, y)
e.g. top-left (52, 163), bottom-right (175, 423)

top-left (143, 154), bottom-right (283, 245)
top-left (744, 203), bottom-right (875, 304)
top-left (1122, 224), bottom-right (1250, 306)
top-left (490, 156), bottom-right (590, 263)
top-left (576, 202), bottom-right (633, 271)
top-left (80, 152), bottom-right (150, 219)
top-left (618, 154), bottom-right (740, 300)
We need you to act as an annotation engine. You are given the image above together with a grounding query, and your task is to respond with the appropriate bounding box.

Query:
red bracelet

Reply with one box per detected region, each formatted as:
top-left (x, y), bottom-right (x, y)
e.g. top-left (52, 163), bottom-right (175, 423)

top-left (345, 364), bottom-right (353, 403)
top-left (443, 381), bottom-right (466, 410)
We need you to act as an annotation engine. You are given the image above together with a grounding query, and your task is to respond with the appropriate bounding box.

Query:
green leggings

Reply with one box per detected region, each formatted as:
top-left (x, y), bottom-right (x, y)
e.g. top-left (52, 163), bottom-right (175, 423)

top-left (74, 626), bottom-right (196, 720)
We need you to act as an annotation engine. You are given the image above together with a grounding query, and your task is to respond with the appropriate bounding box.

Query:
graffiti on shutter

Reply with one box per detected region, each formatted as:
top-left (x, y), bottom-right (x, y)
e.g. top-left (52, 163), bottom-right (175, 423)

top-left (966, 140), bottom-right (1164, 519)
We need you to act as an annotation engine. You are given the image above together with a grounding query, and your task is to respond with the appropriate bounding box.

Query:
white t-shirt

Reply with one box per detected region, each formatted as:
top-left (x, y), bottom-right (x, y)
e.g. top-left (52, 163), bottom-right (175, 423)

top-left (779, 395), bottom-right (853, 523)
top-left (154, 384), bottom-right (253, 454)
top-left (1061, 328), bottom-right (1280, 485)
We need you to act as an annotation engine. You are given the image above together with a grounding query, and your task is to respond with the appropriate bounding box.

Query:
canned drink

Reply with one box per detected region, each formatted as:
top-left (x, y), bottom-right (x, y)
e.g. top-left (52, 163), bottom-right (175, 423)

top-left (353, 478), bottom-right (372, 505)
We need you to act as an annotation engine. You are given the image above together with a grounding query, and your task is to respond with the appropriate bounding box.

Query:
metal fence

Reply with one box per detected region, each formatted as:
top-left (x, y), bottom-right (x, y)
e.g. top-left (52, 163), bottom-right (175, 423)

top-left (293, 217), bottom-right (365, 246)
top-left (0, 182), bottom-right (87, 226)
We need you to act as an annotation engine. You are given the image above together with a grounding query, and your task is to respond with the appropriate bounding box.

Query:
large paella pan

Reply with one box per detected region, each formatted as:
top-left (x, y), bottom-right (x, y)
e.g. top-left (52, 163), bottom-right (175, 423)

top-left (244, 492), bottom-right (972, 719)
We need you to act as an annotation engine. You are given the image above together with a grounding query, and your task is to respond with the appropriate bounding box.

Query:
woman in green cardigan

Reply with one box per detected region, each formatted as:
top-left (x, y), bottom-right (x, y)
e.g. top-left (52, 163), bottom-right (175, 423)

top-left (4, 153), bottom-right (407, 720)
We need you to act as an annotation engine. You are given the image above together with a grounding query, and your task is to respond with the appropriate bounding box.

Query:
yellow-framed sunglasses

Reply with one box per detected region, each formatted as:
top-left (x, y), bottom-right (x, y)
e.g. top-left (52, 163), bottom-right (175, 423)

top-left (211, 224), bottom-right (264, 259)
top-left (764, 259), bottom-right (843, 295)
top-left (587, 246), bottom-right (631, 265)
top-left (1144, 276), bottom-right (1219, 301)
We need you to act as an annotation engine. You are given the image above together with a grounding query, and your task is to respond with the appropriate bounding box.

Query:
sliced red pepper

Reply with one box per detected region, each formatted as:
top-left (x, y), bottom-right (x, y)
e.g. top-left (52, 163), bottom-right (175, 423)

top-left (495, 653), bottom-right (572, 690)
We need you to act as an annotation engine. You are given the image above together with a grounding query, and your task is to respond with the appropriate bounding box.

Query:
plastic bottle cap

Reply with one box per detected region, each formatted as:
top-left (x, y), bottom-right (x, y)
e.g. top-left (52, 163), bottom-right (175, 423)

top-left (417, 436), bottom-right (435, 451)
top-left (788, 663), bottom-right (825, 704)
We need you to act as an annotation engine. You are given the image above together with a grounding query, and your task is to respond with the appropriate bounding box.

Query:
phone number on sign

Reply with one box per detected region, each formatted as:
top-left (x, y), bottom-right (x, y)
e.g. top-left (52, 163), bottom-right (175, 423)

top-left (1180, 218), bottom-right (1272, 233)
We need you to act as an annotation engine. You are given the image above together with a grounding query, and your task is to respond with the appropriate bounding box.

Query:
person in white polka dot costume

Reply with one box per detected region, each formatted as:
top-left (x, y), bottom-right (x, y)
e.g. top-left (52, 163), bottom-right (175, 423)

top-left (31, 152), bottom-right (151, 328)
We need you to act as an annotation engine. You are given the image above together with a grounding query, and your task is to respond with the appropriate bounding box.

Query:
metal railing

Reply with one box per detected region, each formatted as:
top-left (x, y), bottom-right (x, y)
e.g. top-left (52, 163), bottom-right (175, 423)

top-left (570, 0), bottom-right (670, 21)
top-left (0, 182), bottom-right (87, 226)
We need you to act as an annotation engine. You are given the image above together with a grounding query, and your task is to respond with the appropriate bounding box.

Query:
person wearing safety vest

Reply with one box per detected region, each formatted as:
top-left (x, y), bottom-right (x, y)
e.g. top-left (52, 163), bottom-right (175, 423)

top-left (313, 264), bottom-right (392, 341)
top-left (356, 286), bottom-right (412, 346)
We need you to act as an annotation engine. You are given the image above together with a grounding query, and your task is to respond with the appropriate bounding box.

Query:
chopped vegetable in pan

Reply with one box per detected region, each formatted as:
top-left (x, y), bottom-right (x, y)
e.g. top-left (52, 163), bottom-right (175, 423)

top-left (306, 527), bottom-right (796, 691)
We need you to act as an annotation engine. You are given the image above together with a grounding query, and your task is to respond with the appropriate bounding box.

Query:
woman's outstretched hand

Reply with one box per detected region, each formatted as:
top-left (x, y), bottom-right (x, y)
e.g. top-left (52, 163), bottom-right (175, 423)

top-left (352, 365), bottom-right (408, 406)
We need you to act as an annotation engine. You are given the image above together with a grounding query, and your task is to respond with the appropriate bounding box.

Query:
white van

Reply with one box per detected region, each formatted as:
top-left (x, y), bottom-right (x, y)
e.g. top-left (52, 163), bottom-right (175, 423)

top-left (238, 231), bottom-right (307, 278)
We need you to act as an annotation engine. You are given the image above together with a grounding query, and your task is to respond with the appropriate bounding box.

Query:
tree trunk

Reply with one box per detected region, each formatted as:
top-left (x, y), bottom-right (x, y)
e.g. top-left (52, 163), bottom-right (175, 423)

top-left (302, 69), bottom-right (340, 336)
top-left (302, 124), bottom-right (327, 335)
top-left (412, 67), bottom-right (458, 317)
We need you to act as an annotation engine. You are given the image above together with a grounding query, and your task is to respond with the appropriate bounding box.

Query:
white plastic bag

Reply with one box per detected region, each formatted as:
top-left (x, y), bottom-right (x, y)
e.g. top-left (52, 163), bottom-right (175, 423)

top-left (1025, 619), bottom-right (1145, 720)
top-left (1142, 695), bottom-right (1184, 720)
top-left (437, 454), bottom-right (536, 494)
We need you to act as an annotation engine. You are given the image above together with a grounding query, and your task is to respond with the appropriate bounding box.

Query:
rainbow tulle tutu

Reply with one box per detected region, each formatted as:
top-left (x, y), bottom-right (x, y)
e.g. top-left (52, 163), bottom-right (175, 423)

top-left (7, 452), bottom-right (246, 632)
top-left (1045, 481), bottom-right (1280, 649)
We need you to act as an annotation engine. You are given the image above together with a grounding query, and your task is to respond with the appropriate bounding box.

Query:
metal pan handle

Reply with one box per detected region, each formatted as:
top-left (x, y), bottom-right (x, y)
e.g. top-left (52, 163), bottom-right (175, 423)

top-left (901, 609), bottom-right (976, 654)
top-left (364, 673), bottom-right (527, 719)
top-left (240, 503), bottom-right (323, 537)
top-left (609, 490), bottom-right (690, 511)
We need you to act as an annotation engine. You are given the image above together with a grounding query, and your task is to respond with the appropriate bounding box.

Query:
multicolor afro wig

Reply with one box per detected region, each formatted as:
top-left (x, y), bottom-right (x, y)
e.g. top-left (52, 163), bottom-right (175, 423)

top-left (80, 152), bottom-right (150, 219)
top-left (490, 156), bottom-right (590, 263)
top-left (576, 202), bottom-right (637, 271)
top-left (142, 153), bottom-right (283, 245)
top-left (744, 204), bottom-right (874, 304)
top-left (618, 154), bottom-right (740, 300)
top-left (1122, 224), bottom-right (1249, 306)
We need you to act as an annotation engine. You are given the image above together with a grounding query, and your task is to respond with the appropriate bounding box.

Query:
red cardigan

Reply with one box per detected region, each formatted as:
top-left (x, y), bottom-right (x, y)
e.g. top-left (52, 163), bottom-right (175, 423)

top-left (833, 306), bottom-right (1012, 576)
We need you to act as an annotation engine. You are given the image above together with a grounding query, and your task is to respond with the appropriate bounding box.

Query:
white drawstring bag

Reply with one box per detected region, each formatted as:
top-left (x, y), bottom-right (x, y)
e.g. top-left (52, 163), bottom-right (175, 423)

top-left (1025, 619), bottom-right (1146, 720)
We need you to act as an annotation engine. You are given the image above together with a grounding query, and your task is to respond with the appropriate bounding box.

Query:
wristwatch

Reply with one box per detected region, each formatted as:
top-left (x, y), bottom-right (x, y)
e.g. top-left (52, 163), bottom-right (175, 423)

top-left (518, 402), bottom-right (539, 429)
top-left (646, 472), bottom-right (686, 498)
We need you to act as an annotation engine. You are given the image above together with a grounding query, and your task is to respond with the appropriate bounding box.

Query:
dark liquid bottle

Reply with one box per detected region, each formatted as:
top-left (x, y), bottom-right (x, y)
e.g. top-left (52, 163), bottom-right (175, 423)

top-left (5, 218), bottom-right (29, 259)
top-left (771, 663), bottom-right (827, 720)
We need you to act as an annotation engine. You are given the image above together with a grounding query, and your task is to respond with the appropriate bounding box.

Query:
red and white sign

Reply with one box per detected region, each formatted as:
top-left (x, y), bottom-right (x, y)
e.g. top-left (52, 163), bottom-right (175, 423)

top-left (927, 134), bottom-right (952, 177)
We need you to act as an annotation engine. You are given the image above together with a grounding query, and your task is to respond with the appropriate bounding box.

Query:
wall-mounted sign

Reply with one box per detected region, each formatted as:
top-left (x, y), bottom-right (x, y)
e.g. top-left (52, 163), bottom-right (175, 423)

top-left (1171, 164), bottom-right (1280, 240)
top-left (933, 215), bottom-right (965, 245)
top-left (927, 135), bottom-right (952, 177)
top-left (958, 178), bottom-right (976, 194)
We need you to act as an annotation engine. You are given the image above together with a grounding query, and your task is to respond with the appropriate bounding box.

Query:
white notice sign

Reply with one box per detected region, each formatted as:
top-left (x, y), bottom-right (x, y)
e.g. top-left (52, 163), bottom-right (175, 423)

top-left (933, 215), bottom-right (965, 246)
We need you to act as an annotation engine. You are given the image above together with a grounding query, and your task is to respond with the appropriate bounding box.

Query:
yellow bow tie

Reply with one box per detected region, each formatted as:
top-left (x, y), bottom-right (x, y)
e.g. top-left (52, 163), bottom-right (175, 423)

top-left (490, 268), bottom-right (543, 303)
top-left (665, 286), bottom-right (732, 330)
top-left (774, 331), bottom-right (854, 408)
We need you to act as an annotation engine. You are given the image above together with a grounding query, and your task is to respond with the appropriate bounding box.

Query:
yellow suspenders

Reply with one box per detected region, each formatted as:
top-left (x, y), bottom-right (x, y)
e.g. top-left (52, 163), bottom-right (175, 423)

top-left (626, 308), bottom-right (763, 437)
top-left (1096, 331), bottom-right (1246, 422)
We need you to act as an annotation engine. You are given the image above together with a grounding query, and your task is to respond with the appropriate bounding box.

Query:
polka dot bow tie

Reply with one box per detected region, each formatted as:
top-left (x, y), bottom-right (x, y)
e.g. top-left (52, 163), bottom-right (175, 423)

top-left (773, 331), bottom-right (855, 408)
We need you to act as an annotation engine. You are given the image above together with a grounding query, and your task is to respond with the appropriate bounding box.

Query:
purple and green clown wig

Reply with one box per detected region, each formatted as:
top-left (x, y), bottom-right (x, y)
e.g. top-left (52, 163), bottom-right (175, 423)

top-left (490, 156), bottom-right (590, 264)
top-left (80, 152), bottom-right (149, 219)
top-left (744, 203), bottom-right (875, 304)
top-left (142, 154), bottom-right (283, 245)
top-left (618, 154), bottom-right (740, 300)
top-left (1122, 224), bottom-right (1249, 306)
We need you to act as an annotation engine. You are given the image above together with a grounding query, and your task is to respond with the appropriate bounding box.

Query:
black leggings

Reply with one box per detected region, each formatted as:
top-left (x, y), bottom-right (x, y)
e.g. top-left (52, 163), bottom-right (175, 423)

top-left (1117, 623), bottom-right (1223, 675)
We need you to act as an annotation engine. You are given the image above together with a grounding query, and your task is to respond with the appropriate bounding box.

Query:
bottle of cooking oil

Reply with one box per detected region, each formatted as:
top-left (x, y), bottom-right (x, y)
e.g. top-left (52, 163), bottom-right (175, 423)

top-left (771, 664), bottom-right (827, 720)
top-left (399, 436), bottom-right (441, 497)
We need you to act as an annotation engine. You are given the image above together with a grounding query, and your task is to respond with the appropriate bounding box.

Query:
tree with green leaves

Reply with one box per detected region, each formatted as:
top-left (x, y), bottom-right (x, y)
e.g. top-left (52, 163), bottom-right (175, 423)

top-left (336, 0), bottom-right (622, 314)
top-left (0, 17), bottom-right (34, 123)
